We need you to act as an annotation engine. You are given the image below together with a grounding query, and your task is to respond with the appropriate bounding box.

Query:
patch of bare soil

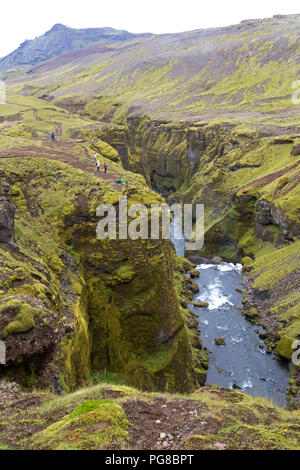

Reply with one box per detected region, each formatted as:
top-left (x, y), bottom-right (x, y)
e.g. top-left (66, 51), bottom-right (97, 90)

top-left (240, 160), bottom-right (300, 191)
top-left (0, 381), bottom-right (47, 449)
top-left (122, 396), bottom-right (213, 450)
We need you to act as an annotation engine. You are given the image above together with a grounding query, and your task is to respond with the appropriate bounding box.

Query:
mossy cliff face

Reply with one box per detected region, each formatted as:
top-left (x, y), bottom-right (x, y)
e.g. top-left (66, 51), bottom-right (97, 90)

top-left (0, 157), bottom-right (198, 393)
top-left (96, 118), bottom-right (242, 197)
top-left (95, 114), bottom-right (300, 405)
top-left (155, 124), bottom-right (300, 406)
top-left (69, 115), bottom-right (300, 402)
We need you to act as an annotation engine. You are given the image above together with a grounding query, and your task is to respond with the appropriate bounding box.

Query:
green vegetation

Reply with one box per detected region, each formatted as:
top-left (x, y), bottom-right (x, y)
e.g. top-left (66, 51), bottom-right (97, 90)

top-left (1, 301), bottom-right (43, 338)
top-left (0, 154), bottom-right (199, 393)
top-left (0, 382), bottom-right (299, 450)
top-left (30, 399), bottom-right (130, 450)
top-left (0, 13), bottom-right (299, 437)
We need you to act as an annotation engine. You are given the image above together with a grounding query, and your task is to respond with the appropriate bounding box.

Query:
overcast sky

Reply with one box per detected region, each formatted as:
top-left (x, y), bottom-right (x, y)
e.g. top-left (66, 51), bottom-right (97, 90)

top-left (1, 0), bottom-right (299, 58)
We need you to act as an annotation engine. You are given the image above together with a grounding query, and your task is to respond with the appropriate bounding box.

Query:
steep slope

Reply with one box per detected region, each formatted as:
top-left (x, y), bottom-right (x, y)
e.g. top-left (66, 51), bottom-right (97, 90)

top-left (0, 23), bottom-right (148, 72)
top-left (0, 14), bottom-right (299, 410)
top-left (99, 116), bottom-right (300, 405)
top-left (2, 15), bottom-right (300, 122)
top-left (0, 97), bottom-right (209, 393)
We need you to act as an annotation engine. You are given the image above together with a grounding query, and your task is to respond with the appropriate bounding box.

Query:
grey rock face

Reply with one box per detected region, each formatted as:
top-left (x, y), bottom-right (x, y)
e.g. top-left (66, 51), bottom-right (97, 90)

top-left (0, 184), bottom-right (15, 244)
top-left (256, 199), bottom-right (299, 239)
top-left (0, 24), bottom-right (148, 72)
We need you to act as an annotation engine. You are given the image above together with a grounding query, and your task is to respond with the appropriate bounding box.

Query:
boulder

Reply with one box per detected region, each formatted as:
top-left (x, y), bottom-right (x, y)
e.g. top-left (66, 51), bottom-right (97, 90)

top-left (291, 144), bottom-right (300, 156)
top-left (245, 308), bottom-right (260, 320)
top-left (215, 337), bottom-right (226, 346)
top-left (193, 301), bottom-right (209, 309)
top-left (190, 281), bottom-right (199, 294)
top-left (190, 269), bottom-right (200, 279)
top-left (212, 256), bottom-right (223, 265)
top-left (232, 383), bottom-right (241, 390)
top-left (275, 335), bottom-right (295, 360)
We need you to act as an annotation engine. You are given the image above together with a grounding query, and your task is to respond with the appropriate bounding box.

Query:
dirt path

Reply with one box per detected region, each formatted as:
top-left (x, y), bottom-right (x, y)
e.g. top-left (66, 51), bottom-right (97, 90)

top-left (240, 159), bottom-right (300, 192)
top-left (0, 139), bottom-right (123, 191)
top-left (1, 99), bottom-right (126, 189)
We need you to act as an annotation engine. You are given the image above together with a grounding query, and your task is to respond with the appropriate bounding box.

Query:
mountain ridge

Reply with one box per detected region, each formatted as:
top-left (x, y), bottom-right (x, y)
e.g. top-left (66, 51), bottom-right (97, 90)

top-left (0, 23), bottom-right (150, 72)
top-left (3, 13), bottom-right (300, 123)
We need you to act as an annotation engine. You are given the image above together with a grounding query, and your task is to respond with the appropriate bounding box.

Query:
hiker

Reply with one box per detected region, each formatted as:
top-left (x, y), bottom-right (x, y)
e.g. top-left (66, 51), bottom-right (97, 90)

top-left (96, 161), bottom-right (100, 172)
top-left (116, 178), bottom-right (127, 186)
top-left (50, 131), bottom-right (55, 141)
top-left (93, 152), bottom-right (97, 162)
top-left (104, 163), bottom-right (108, 174)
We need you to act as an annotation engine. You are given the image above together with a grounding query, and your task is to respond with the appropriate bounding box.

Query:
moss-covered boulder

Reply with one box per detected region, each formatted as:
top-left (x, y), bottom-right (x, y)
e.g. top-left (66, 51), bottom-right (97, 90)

top-left (215, 338), bottom-right (226, 346)
top-left (245, 308), bottom-right (261, 320)
top-left (193, 302), bottom-right (209, 309)
top-left (190, 269), bottom-right (200, 279)
top-left (275, 336), bottom-right (296, 360)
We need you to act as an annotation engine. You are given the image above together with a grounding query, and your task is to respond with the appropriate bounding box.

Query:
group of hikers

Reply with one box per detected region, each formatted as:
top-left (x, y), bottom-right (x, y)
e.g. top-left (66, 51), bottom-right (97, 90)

top-left (92, 152), bottom-right (127, 186)
top-left (93, 152), bottom-right (108, 173)
top-left (49, 131), bottom-right (127, 187)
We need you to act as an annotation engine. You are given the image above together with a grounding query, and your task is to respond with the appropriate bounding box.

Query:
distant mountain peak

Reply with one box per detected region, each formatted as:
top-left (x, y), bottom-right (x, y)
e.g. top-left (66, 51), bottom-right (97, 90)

top-left (49, 23), bottom-right (68, 31)
top-left (0, 24), bottom-right (148, 72)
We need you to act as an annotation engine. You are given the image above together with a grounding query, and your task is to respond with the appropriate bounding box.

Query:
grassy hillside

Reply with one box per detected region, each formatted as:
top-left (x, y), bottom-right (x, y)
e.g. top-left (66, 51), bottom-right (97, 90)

top-left (2, 14), bottom-right (300, 123)
top-left (0, 98), bottom-right (210, 393)
top-left (0, 14), bottom-right (299, 443)
top-left (1, 380), bottom-right (299, 450)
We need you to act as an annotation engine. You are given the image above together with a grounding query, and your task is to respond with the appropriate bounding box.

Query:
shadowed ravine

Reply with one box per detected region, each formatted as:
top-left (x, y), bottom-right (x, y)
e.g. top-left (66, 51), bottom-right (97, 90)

top-left (170, 216), bottom-right (290, 407)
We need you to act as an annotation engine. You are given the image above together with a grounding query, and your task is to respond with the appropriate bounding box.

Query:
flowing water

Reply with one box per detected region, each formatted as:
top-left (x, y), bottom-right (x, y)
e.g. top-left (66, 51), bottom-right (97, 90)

top-left (170, 216), bottom-right (290, 406)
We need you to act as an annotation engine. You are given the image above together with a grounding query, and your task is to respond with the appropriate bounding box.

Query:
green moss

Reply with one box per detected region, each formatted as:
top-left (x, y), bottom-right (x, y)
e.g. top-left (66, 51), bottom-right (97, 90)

top-left (242, 256), bottom-right (253, 268)
top-left (5, 383), bottom-right (298, 451)
top-left (29, 400), bottom-right (130, 450)
top-left (91, 139), bottom-right (120, 162)
top-left (251, 240), bottom-right (300, 291)
top-left (1, 301), bottom-right (43, 339)
top-left (116, 263), bottom-right (135, 281)
top-left (275, 336), bottom-right (296, 360)
top-left (68, 399), bottom-right (113, 418)
top-left (64, 294), bottom-right (92, 389)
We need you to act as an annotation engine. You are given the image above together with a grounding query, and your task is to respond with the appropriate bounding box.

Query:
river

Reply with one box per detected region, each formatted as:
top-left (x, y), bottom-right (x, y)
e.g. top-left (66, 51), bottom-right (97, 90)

top-left (170, 215), bottom-right (290, 406)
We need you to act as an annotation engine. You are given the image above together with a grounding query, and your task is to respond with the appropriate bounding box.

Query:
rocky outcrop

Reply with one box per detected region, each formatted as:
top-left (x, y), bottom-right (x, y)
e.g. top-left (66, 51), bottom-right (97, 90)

top-left (291, 144), bottom-right (300, 156)
top-left (256, 199), bottom-right (299, 240)
top-left (0, 183), bottom-right (15, 245)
